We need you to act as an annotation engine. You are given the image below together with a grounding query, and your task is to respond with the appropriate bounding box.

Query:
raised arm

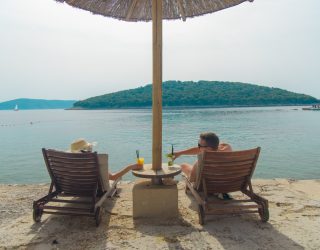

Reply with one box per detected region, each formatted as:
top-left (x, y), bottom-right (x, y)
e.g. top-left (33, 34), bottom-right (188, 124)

top-left (109, 163), bottom-right (142, 181)
top-left (173, 147), bottom-right (200, 160)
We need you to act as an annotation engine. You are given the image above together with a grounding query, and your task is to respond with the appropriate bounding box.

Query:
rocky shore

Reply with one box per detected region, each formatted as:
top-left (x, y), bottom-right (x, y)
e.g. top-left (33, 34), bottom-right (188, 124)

top-left (0, 179), bottom-right (319, 249)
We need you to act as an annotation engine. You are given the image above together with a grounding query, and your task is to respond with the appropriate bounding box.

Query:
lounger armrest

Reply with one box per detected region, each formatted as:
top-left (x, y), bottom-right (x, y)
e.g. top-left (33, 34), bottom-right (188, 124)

top-left (242, 189), bottom-right (269, 205)
top-left (34, 190), bottom-right (60, 206)
top-left (109, 177), bottom-right (120, 196)
top-left (183, 174), bottom-right (206, 207)
top-left (181, 172), bottom-right (189, 180)
top-left (95, 177), bottom-right (121, 209)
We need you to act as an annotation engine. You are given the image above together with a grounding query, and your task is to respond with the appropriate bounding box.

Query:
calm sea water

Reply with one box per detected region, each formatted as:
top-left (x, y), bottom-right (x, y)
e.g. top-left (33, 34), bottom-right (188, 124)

top-left (0, 107), bottom-right (319, 184)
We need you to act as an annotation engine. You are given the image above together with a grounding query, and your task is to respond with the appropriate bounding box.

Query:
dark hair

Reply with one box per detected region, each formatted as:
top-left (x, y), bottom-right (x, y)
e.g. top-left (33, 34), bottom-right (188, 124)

top-left (200, 132), bottom-right (219, 150)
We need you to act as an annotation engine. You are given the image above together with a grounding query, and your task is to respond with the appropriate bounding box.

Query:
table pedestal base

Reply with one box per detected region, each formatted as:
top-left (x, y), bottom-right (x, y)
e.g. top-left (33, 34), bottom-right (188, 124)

top-left (132, 179), bottom-right (178, 218)
top-left (151, 177), bottom-right (163, 185)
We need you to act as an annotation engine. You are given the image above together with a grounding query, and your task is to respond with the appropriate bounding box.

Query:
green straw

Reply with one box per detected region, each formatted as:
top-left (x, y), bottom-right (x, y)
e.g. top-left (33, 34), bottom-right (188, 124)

top-left (136, 150), bottom-right (139, 159)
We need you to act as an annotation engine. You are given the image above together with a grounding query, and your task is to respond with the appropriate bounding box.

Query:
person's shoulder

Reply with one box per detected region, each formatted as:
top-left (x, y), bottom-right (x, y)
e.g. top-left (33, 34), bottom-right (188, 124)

top-left (218, 143), bottom-right (232, 152)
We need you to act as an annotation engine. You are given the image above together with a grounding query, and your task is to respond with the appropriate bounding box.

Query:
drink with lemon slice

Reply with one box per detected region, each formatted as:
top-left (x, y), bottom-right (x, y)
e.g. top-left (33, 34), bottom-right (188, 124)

top-left (167, 144), bottom-right (174, 166)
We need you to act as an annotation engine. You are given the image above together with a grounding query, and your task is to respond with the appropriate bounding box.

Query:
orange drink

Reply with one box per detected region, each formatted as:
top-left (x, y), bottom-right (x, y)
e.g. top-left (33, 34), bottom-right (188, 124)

top-left (137, 157), bottom-right (144, 166)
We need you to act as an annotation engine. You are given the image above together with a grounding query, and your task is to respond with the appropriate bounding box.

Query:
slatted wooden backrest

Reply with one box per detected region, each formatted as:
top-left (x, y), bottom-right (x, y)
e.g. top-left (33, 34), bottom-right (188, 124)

top-left (42, 149), bottom-right (99, 196)
top-left (195, 147), bottom-right (260, 194)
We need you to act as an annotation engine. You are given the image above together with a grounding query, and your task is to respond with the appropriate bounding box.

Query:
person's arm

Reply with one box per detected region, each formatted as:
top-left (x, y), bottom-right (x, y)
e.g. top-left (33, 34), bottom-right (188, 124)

top-left (109, 163), bottom-right (142, 181)
top-left (173, 147), bottom-right (200, 160)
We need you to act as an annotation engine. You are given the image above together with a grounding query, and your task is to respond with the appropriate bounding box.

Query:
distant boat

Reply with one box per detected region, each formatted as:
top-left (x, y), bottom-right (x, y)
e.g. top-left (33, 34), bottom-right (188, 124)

top-left (302, 104), bottom-right (320, 111)
top-left (14, 104), bottom-right (19, 111)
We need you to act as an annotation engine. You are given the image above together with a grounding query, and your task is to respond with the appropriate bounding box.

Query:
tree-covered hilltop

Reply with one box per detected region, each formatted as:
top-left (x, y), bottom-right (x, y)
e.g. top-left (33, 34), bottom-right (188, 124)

top-left (73, 81), bottom-right (319, 109)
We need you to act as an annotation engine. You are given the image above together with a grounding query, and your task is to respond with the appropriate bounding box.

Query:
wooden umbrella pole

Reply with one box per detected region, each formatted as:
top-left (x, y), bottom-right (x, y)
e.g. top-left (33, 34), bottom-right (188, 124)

top-left (152, 0), bottom-right (162, 171)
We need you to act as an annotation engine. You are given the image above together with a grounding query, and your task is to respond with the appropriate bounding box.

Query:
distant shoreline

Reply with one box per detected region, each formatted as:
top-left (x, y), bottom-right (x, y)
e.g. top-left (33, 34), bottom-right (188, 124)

top-left (65, 104), bottom-right (311, 110)
top-left (0, 104), bottom-right (312, 111)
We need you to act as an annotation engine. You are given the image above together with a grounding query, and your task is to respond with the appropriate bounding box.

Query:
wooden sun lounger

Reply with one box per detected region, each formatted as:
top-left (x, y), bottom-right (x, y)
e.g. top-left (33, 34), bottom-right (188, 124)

top-left (183, 147), bottom-right (269, 225)
top-left (33, 149), bottom-right (120, 226)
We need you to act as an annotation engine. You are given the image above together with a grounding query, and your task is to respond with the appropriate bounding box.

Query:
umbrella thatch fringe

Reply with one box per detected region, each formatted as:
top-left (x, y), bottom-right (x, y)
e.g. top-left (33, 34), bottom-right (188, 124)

top-left (55, 0), bottom-right (253, 22)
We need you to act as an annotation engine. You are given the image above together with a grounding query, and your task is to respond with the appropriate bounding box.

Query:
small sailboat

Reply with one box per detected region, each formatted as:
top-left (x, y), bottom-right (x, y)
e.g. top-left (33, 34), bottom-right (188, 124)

top-left (14, 104), bottom-right (19, 111)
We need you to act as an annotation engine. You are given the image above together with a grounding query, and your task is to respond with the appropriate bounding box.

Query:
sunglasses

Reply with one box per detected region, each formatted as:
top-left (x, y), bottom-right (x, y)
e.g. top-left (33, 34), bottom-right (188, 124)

top-left (198, 143), bottom-right (209, 148)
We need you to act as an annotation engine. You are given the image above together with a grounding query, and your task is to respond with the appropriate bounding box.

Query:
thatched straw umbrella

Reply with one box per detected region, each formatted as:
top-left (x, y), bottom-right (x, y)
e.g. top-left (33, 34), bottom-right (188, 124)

top-left (55, 0), bottom-right (253, 173)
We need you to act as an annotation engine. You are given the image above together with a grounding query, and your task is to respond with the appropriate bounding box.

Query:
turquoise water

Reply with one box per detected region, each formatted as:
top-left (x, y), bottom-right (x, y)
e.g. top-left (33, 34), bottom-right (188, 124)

top-left (0, 107), bottom-right (319, 183)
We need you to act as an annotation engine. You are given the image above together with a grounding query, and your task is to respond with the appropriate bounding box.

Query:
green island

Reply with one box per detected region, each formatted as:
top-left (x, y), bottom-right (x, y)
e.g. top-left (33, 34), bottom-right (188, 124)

top-left (73, 81), bottom-right (319, 109)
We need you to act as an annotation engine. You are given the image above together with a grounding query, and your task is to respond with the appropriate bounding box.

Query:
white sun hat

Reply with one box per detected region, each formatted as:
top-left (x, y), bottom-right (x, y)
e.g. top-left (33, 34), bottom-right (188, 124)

top-left (70, 139), bottom-right (97, 153)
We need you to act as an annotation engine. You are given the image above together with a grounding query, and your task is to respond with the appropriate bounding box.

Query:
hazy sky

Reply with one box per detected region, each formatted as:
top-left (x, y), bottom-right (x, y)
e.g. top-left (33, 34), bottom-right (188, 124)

top-left (0, 0), bottom-right (319, 102)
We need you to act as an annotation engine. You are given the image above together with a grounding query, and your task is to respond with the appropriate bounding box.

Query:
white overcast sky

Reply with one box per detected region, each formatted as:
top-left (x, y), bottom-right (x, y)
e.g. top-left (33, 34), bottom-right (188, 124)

top-left (0, 0), bottom-right (319, 102)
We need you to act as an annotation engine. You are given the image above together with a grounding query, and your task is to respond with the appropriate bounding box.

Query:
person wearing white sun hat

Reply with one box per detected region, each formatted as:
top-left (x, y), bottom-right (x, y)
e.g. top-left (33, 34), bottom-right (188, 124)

top-left (70, 139), bottom-right (96, 153)
top-left (70, 139), bottom-right (142, 181)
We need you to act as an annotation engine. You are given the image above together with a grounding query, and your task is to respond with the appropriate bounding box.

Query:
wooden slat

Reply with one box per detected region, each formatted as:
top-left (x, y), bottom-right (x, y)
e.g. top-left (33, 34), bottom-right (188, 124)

top-left (207, 199), bottom-right (254, 204)
top-left (57, 180), bottom-right (97, 186)
top-left (208, 204), bottom-right (260, 210)
top-left (43, 205), bottom-right (91, 212)
top-left (62, 190), bottom-right (93, 196)
top-left (51, 198), bottom-right (91, 204)
top-left (207, 188), bottom-right (240, 194)
top-left (206, 186), bottom-right (243, 193)
top-left (204, 176), bottom-right (248, 182)
top-left (58, 182), bottom-right (95, 189)
top-left (51, 169), bottom-right (97, 176)
top-left (55, 175), bottom-right (97, 181)
top-left (203, 164), bottom-right (253, 172)
top-left (53, 174), bottom-right (96, 182)
top-left (48, 153), bottom-right (96, 159)
top-left (204, 155), bottom-right (256, 162)
top-left (58, 189), bottom-right (94, 196)
top-left (57, 181), bottom-right (95, 188)
top-left (50, 160), bottom-right (96, 168)
top-left (43, 211), bottom-right (94, 217)
top-left (203, 175), bottom-right (249, 181)
top-left (204, 171), bottom-right (250, 178)
top-left (50, 166), bottom-right (98, 173)
top-left (204, 148), bottom-right (258, 157)
top-left (206, 179), bottom-right (245, 187)
top-left (47, 154), bottom-right (96, 161)
top-left (204, 175), bottom-right (249, 181)
top-left (203, 160), bottom-right (254, 167)
top-left (206, 181), bottom-right (244, 187)
top-left (205, 210), bottom-right (259, 215)
top-left (46, 149), bottom-right (96, 159)
top-left (205, 183), bottom-right (245, 190)
top-left (49, 158), bottom-right (96, 165)
top-left (51, 168), bottom-right (97, 175)
top-left (57, 178), bottom-right (96, 185)
top-left (58, 187), bottom-right (95, 195)
top-left (50, 163), bottom-right (94, 169)
top-left (56, 179), bottom-right (97, 185)
top-left (205, 181), bottom-right (246, 193)
top-left (203, 168), bottom-right (251, 176)
top-left (51, 165), bottom-right (96, 171)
